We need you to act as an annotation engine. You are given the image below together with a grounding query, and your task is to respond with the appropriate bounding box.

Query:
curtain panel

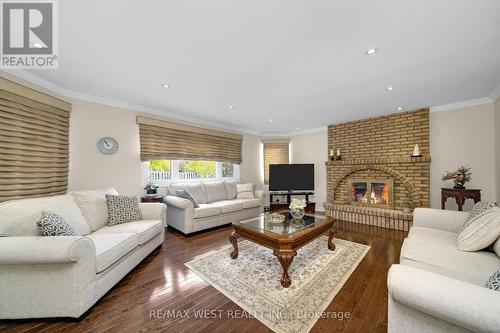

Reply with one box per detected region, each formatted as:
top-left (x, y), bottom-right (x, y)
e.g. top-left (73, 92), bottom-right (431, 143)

top-left (137, 116), bottom-right (243, 164)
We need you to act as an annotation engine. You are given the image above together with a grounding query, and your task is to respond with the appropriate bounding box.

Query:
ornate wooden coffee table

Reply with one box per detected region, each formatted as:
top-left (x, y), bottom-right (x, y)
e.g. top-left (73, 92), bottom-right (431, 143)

top-left (229, 211), bottom-right (336, 288)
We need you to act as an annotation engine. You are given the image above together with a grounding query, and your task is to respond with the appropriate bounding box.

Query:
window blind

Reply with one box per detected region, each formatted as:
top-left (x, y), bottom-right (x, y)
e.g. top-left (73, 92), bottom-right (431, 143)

top-left (137, 116), bottom-right (243, 164)
top-left (0, 77), bottom-right (71, 202)
top-left (263, 139), bottom-right (290, 185)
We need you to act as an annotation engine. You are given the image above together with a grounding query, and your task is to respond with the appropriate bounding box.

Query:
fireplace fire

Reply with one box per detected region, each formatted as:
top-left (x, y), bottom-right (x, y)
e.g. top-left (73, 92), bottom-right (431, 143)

top-left (349, 179), bottom-right (394, 208)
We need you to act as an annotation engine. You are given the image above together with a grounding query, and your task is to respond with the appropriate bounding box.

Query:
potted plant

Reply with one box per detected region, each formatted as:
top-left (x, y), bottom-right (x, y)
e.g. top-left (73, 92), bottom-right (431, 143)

top-left (144, 183), bottom-right (159, 195)
top-left (442, 166), bottom-right (472, 189)
top-left (401, 200), bottom-right (412, 213)
top-left (289, 198), bottom-right (307, 220)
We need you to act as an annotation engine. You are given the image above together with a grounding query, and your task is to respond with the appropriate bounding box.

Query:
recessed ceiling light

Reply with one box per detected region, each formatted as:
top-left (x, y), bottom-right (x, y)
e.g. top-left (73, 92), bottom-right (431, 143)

top-left (397, 106), bottom-right (403, 111)
top-left (228, 105), bottom-right (234, 110)
top-left (387, 86), bottom-right (395, 91)
top-left (269, 118), bottom-right (273, 122)
top-left (365, 48), bottom-right (377, 55)
top-left (162, 84), bottom-right (170, 88)
top-left (296, 127), bottom-right (300, 131)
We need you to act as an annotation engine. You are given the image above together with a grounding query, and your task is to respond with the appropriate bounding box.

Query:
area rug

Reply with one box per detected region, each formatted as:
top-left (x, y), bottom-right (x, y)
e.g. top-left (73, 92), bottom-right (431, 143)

top-left (185, 236), bottom-right (370, 333)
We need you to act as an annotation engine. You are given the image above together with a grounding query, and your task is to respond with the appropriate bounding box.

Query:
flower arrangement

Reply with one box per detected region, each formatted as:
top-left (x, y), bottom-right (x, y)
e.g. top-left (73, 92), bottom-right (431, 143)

top-left (442, 166), bottom-right (472, 189)
top-left (289, 198), bottom-right (307, 220)
top-left (144, 183), bottom-right (159, 194)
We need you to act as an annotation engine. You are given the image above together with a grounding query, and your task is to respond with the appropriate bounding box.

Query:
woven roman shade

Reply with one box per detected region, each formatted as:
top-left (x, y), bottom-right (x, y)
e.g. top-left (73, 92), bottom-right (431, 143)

top-left (263, 139), bottom-right (290, 184)
top-left (137, 116), bottom-right (243, 164)
top-left (0, 77), bottom-right (71, 203)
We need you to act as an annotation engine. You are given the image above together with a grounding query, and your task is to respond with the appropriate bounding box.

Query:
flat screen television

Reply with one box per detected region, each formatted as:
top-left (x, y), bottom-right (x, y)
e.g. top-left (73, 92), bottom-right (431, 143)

top-left (269, 164), bottom-right (314, 191)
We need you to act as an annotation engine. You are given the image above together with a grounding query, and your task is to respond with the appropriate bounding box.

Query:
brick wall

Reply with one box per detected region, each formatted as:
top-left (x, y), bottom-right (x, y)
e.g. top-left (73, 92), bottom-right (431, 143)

top-left (326, 109), bottom-right (430, 211)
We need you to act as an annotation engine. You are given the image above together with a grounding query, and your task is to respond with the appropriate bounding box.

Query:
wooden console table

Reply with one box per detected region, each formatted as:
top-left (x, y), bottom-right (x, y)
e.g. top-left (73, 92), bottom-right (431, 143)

top-left (441, 188), bottom-right (481, 211)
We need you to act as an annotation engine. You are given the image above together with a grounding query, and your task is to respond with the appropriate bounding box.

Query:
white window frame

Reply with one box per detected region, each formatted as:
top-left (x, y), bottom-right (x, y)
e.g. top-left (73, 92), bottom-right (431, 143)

top-left (144, 160), bottom-right (240, 187)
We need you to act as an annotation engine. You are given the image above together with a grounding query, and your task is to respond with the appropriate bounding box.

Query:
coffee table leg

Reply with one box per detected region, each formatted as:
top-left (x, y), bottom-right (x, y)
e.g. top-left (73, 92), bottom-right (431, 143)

top-left (274, 250), bottom-right (296, 288)
top-left (229, 232), bottom-right (239, 259)
top-left (328, 228), bottom-right (337, 251)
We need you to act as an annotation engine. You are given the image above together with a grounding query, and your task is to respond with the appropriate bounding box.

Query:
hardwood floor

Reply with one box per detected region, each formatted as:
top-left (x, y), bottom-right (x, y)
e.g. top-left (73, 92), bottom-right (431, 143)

top-left (0, 220), bottom-right (406, 333)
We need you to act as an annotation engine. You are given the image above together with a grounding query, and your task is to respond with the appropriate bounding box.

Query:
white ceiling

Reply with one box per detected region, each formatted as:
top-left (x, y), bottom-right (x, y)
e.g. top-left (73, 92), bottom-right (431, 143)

top-left (26, 0), bottom-right (500, 134)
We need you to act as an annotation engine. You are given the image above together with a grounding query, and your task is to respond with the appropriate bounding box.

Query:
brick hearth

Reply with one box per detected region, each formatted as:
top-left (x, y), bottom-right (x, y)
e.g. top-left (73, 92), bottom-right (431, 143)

top-left (325, 109), bottom-right (431, 230)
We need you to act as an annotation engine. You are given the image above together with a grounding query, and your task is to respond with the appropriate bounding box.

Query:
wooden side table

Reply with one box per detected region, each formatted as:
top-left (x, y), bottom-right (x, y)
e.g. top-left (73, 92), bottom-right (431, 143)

top-left (441, 188), bottom-right (481, 211)
top-left (140, 195), bottom-right (163, 203)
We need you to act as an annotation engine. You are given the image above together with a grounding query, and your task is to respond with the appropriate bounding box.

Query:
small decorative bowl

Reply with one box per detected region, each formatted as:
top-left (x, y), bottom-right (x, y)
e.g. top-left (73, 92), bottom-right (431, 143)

top-left (264, 213), bottom-right (286, 224)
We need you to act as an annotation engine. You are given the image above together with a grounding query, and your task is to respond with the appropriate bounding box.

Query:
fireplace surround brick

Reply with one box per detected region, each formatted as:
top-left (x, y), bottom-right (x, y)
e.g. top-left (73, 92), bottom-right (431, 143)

top-left (325, 109), bottom-right (430, 230)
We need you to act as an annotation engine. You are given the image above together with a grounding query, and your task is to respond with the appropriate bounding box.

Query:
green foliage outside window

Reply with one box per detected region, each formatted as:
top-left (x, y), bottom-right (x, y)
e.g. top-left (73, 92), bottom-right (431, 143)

top-left (179, 161), bottom-right (216, 178)
top-left (149, 160), bottom-right (171, 171)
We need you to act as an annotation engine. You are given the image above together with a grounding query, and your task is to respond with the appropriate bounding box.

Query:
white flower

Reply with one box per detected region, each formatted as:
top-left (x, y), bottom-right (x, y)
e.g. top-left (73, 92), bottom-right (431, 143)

top-left (289, 198), bottom-right (307, 210)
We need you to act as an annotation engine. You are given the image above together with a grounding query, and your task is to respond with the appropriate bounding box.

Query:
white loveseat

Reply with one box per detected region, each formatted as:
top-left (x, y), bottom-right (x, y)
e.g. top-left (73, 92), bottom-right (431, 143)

top-left (388, 208), bottom-right (500, 333)
top-left (164, 181), bottom-right (264, 235)
top-left (0, 189), bottom-right (166, 319)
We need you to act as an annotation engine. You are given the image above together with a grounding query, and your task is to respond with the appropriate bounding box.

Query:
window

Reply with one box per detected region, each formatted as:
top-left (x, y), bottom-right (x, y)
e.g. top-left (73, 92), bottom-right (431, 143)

top-left (146, 160), bottom-right (239, 183)
top-left (262, 139), bottom-right (290, 185)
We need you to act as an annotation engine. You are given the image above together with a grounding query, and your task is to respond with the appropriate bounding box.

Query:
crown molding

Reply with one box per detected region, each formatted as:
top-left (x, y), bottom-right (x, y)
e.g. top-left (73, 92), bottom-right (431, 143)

top-left (0, 70), bottom-right (261, 136)
top-left (429, 97), bottom-right (493, 112)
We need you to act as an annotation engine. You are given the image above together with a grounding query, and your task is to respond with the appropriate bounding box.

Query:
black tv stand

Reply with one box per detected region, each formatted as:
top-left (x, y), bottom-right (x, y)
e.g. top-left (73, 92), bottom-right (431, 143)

top-left (269, 191), bottom-right (315, 213)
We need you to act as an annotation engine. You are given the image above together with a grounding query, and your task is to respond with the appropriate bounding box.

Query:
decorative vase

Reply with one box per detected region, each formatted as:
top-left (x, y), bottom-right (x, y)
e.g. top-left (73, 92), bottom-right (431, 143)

top-left (402, 207), bottom-right (411, 214)
top-left (453, 184), bottom-right (465, 189)
top-left (146, 189), bottom-right (157, 195)
top-left (290, 208), bottom-right (305, 220)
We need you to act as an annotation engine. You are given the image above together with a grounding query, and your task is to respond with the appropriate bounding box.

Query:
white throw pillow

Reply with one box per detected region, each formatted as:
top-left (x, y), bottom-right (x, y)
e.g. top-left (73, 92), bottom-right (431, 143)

top-left (70, 188), bottom-right (119, 231)
top-left (457, 207), bottom-right (500, 251)
top-left (224, 180), bottom-right (240, 200)
top-left (236, 183), bottom-right (255, 199)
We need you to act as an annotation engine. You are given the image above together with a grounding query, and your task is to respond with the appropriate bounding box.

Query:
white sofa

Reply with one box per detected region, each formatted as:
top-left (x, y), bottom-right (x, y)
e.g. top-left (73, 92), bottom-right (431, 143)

top-left (164, 180), bottom-right (264, 235)
top-left (388, 208), bottom-right (500, 333)
top-left (0, 189), bottom-right (166, 319)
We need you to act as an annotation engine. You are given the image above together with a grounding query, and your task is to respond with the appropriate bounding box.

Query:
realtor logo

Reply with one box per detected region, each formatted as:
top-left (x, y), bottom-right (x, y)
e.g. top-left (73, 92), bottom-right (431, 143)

top-left (1, 0), bottom-right (58, 68)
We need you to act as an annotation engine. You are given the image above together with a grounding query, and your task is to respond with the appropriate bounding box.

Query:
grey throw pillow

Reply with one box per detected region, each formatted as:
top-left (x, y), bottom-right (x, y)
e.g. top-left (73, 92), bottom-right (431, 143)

top-left (105, 194), bottom-right (143, 226)
top-left (459, 201), bottom-right (499, 234)
top-left (175, 190), bottom-right (199, 208)
top-left (37, 211), bottom-right (78, 236)
top-left (485, 270), bottom-right (500, 292)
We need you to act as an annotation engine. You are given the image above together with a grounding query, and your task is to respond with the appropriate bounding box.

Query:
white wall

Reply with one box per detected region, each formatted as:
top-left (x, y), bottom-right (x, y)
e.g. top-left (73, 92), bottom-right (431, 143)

top-left (430, 102), bottom-right (497, 210)
top-left (495, 96), bottom-right (500, 201)
top-left (290, 129), bottom-right (328, 211)
top-left (68, 99), bottom-right (264, 195)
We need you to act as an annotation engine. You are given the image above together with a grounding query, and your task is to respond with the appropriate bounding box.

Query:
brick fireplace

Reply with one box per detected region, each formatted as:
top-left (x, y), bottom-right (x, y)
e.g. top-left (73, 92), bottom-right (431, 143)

top-left (324, 109), bottom-right (431, 231)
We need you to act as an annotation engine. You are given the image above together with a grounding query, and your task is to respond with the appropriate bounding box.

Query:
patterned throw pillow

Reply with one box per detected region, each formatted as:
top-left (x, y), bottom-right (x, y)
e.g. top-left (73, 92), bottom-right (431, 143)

top-left (457, 207), bottom-right (500, 251)
top-left (175, 190), bottom-right (199, 208)
top-left (37, 211), bottom-right (78, 236)
top-left (485, 270), bottom-right (500, 292)
top-left (105, 194), bottom-right (143, 226)
top-left (459, 201), bottom-right (499, 234)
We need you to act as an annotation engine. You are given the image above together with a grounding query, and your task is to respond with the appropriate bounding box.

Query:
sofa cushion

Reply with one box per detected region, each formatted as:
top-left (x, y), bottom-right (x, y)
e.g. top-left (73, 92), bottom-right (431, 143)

top-left (71, 188), bottom-right (118, 231)
top-left (204, 182), bottom-right (228, 203)
top-left (236, 183), bottom-right (255, 199)
top-left (224, 180), bottom-right (240, 199)
top-left (238, 198), bottom-right (261, 209)
top-left (210, 200), bottom-right (244, 214)
top-left (37, 211), bottom-right (78, 236)
top-left (92, 220), bottom-right (163, 245)
top-left (170, 182), bottom-right (207, 204)
top-left (402, 226), bottom-right (500, 285)
top-left (194, 204), bottom-right (222, 219)
top-left (457, 207), bottom-right (500, 251)
top-left (0, 194), bottom-right (90, 237)
top-left (105, 195), bottom-right (143, 226)
top-left (87, 233), bottom-right (137, 273)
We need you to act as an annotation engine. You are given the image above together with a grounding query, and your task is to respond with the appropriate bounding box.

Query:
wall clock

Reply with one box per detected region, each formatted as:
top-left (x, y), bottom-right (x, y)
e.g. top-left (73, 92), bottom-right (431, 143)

top-left (97, 137), bottom-right (119, 155)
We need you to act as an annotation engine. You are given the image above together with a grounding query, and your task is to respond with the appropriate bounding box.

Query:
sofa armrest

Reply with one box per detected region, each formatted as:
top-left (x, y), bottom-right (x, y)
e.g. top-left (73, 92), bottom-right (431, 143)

top-left (140, 202), bottom-right (167, 225)
top-left (255, 190), bottom-right (266, 203)
top-left (413, 208), bottom-right (468, 233)
top-left (164, 195), bottom-right (194, 210)
top-left (0, 236), bottom-right (95, 265)
top-left (388, 264), bottom-right (500, 333)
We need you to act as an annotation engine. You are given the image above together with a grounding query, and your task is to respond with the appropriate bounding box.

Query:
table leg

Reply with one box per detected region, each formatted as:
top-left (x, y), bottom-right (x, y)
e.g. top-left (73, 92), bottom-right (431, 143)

top-left (328, 228), bottom-right (337, 251)
top-left (441, 194), bottom-right (446, 210)
top-left (455, 197), bottom-right (465, 212)
top-left (229, 232), bottom-right (239, 259)
top-left (273, 250), bottom-right (296, 288)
